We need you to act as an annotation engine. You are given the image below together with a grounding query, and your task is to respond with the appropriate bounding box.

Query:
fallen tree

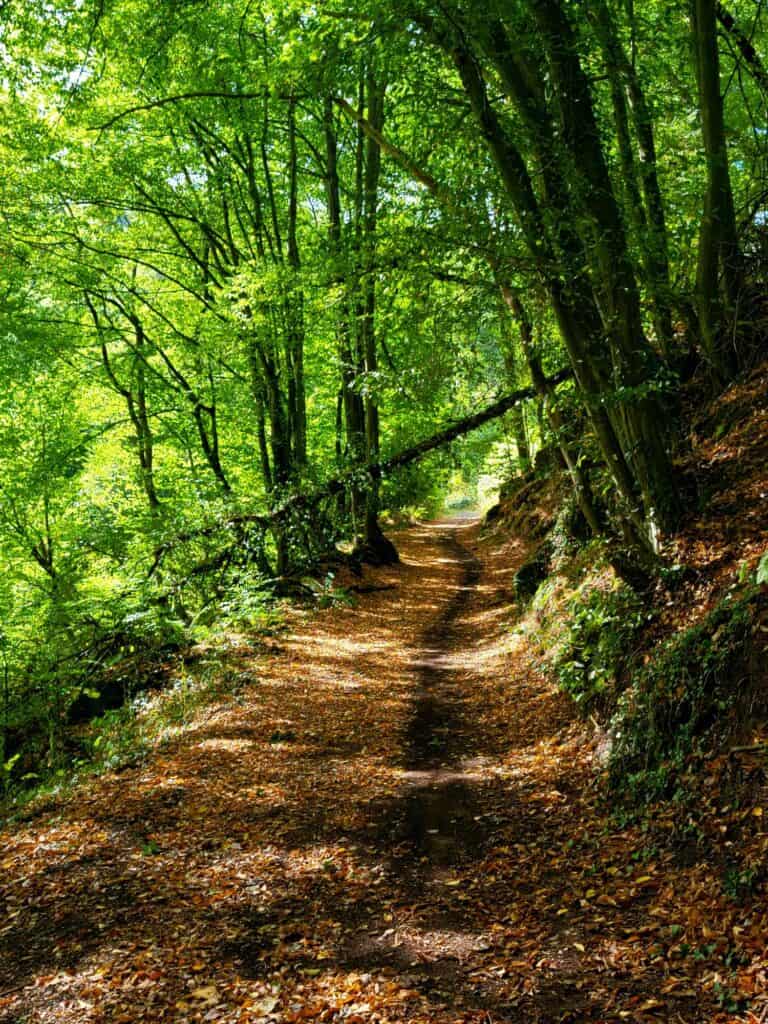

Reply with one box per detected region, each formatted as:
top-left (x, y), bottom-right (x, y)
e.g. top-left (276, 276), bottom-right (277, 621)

top-left (376, 367), bottom-right (572, 476)
top-left (150, 366), bottom-right (572, 577)
top-left (267, 365), bottom-right (573, 521)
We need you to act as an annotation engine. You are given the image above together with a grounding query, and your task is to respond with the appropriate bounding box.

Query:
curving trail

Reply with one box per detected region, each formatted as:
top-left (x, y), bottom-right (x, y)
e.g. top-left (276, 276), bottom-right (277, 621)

top-left (0, 519), bottom-right (741, 1022)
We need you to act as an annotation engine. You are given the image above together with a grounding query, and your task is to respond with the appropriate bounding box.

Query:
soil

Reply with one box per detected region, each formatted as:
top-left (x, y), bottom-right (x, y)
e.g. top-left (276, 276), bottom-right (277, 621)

top-left (0, 518), bottom-right (766, 1023)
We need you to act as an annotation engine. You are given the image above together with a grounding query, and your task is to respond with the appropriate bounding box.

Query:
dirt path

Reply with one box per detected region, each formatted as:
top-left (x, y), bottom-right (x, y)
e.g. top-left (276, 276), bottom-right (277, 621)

top-left (0, 520), bottom-right (754, 1022)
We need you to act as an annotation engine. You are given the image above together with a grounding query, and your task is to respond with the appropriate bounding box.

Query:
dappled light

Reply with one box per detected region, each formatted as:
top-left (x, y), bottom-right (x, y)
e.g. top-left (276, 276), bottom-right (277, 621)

top-left (3, 517), bottom-right (765, 1021)
top-left (2, 0), bottom-right (768, 1019)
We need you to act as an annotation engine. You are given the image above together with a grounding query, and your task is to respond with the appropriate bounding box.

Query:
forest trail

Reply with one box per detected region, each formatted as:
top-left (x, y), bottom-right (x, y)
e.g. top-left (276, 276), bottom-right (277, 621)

top-left (0, 521), bottom-right (748, 1023)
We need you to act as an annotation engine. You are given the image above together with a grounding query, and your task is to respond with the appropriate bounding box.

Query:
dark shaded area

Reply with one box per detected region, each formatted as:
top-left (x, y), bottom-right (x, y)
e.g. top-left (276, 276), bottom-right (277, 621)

top-left (352, 524), bottom-right (400, 566)
top-left (404, 530), bottom-right (481, 770)
top-left (400, 776), bottom-right (485, 866)
top-left (513, 539), bottom-right (553, 601)
top-left (0, 522), bottom-right (726, 1023)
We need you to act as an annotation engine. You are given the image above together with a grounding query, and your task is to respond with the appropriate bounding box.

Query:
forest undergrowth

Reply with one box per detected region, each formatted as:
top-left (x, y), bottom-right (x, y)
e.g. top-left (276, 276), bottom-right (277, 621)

top-left (1, 361), bottom-right (767, 1023)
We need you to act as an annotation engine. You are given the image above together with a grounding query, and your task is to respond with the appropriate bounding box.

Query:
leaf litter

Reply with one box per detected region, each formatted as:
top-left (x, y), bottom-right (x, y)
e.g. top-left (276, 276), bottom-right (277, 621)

top-left (0, 513), bottom-right (766, 1023)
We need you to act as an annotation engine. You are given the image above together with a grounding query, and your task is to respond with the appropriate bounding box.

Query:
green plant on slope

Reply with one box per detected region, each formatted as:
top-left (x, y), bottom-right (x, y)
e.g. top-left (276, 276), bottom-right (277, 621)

top-left (555, 583), bottom-right (646, 712)
top-left (610, 589), bottom-right (760, 804)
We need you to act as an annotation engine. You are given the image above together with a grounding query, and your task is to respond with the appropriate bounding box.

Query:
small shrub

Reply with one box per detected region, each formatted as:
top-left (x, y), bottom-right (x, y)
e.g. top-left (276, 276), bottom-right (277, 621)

top-left (550, 496), bottom-right (593, 557)
top-left (609, 590), bottom-right (760, 804)
top-left (299, 572), bottom-right (356, 610)
top-left (554, 582), bottom-right (645, 712)
top-left (218, 578), bottom-right (280, 629)
top-left (88, 704), bottom-right (148, 770)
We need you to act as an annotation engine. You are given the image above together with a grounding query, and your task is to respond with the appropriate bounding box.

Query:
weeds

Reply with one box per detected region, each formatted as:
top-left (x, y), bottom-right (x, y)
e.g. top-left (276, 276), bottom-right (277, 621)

top-left (554, 582), bottom-right (646, 712)
top-left (722, 865), bottom-right (759, 902)
top-left (609, 589), bottom-right (760, 804)
top-left (1, 646), bottom-right (243, 817)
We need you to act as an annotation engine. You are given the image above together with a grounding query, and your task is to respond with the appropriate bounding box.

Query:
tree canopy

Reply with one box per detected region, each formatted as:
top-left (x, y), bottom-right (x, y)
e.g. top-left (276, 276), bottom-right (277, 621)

top-left (1, 0), bottom-right (767, 774)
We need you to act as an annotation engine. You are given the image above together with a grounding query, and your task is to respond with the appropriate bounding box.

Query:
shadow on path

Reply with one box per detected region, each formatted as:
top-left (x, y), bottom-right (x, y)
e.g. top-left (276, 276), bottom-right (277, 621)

top-left (399, 527), bottom-right (484, 867)
top-left (1, 517), bottom-right (686, 1024)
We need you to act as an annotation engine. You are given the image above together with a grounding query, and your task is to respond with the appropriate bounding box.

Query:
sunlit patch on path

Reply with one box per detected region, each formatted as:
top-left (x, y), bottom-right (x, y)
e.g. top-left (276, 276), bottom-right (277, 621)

top-left (0, 518), bottom-right (745, 1022)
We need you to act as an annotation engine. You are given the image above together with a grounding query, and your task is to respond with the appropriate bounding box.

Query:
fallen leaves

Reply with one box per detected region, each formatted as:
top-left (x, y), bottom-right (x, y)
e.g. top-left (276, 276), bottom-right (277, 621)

top-left (0, 520), bottom-right (766, 1022)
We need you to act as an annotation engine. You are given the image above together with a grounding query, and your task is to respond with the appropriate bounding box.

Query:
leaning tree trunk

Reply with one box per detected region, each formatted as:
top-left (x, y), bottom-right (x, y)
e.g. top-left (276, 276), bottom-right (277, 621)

top-left (497, 291), bottom-right (532, 474)
top-left (530, 0), bottom-right (680, 538)
top-left (445, 29), bottom-right (665, 550)
top-left (499, 285), bottom-right (602, 536)
top-left (587, 0), bottom-right (674, 359)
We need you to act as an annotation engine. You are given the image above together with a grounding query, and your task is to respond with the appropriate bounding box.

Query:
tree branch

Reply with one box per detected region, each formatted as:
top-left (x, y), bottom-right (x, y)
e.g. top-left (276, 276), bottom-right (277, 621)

top-left (717, 2), bottom-right (768, 96)
top-left (152, 367), bottom-right (572, 570)
top-left (333, 95), bottom-right (450, 202)
top-left (92, 90), bottom-right (276, 131)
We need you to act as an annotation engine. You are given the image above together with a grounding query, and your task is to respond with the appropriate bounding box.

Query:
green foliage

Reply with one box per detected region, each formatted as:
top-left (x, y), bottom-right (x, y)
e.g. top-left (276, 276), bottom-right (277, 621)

top-left (0, 0), bottom-right (766, 795)
top-left (444, 494), bottom-right (476, 512)
top-left (316, 576), bottom-right (356, 611)
top-left (86, 705), bottom-right (150, 772)
top-left (381, 457), bottom-right (453, 520)
top-left (609, 591), bottom-right (760, 804)
top-left (217, 578), bottom-right (283, 632)
top-left (299, 572), bottom-right (356, 610)
top-left (722, 865), bottom-right (759, 903)
top-left (555, 583), bottom-right (646, 711)
top-left (4, 649), bottom-right (241, 808)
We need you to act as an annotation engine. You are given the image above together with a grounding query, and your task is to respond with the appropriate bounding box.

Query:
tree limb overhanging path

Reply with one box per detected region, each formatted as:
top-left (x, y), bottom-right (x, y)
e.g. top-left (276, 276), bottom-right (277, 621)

top-left (0, 518), bottom-right (739, 1021)
top-left (152, 368), bottom-right (572, 568)
top-left (304, 367), bottom-right (571, 510)
top-left (376, 368), bottom-right (571, 475)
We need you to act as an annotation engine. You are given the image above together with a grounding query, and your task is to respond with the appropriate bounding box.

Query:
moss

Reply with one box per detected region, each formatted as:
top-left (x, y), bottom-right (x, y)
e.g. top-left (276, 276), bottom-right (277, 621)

top-left (609, 588), bottom-right (762, 804)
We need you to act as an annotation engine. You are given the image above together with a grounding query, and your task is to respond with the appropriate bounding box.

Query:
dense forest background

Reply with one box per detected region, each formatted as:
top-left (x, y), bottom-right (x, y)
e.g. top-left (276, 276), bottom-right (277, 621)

top-left (1, 0), bottom-right (767, 791)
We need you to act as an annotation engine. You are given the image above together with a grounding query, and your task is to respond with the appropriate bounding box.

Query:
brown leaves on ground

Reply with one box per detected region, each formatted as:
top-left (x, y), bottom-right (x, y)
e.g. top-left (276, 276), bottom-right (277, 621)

top-left (659, 360), bottom-right (768, 630)
top-left (0, 515), bottom-right (766, 1023)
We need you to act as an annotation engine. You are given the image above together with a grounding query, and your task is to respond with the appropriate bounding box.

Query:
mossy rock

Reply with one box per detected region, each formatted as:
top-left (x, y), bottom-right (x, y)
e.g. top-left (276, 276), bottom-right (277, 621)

top-left (514, 539), bottom-right (554, 600)
top-left (484, 502), bottom-right (502, 525)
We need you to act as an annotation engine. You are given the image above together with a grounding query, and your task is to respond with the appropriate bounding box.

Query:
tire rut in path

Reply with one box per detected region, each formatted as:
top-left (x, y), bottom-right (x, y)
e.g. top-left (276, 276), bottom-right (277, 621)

top-left (344, 524), bottom-right (499, 1003)
top-left (399, 527), bottom-right (484, 868)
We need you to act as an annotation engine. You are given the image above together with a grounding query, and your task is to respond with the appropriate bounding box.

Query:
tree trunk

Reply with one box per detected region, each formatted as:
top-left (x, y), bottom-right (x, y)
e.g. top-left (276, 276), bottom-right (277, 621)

top-left (497, 294), bottom-right (532, 474)
top-left (286, 96), bottom-right (307, 469)
top-left (359, 68), bottom-right (396, 561)
top-left (692, 0), bottom-right (741, 380)
top-left (531, 0), bottom-right (680, 536)
top-left (500, 286), bottom-right (602, 537)
top-left (587, 0), bottom-right (674, 358)
top-left (324, 93), bottom-right (366, 538)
